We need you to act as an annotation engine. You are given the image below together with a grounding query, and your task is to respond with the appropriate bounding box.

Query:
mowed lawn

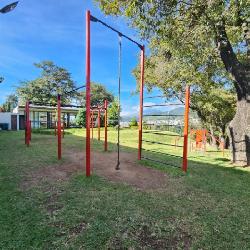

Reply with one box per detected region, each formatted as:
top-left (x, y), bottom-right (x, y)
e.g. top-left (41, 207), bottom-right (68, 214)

top-left (0, 129), bottom-right (250, 249)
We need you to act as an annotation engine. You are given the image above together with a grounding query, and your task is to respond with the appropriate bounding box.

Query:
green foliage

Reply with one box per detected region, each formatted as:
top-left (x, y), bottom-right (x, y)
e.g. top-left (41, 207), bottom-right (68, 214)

top-left (129, 117), bottom-right (138, 127)
top-left (75, 109), bottom-right (86, 127)
top-left (108, 100), bottom-right (120, 126)
top-left (95, 0), bottom-right (248, 135)
top-left (76, 83), bottom-right (114, 107)
top-left (17, 61), bottom-right (76, 105)
top-left (192, 88), bottom-right (236, 134)
top-left (0, 94), bottom-right (18, 112)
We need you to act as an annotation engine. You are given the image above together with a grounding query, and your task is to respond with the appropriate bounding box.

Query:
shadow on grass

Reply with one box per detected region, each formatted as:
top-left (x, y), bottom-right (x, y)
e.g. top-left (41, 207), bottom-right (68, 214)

top-left (1, 130), bottom-right (250, 249)
top-left (9, 128), bottom-right (250, 197)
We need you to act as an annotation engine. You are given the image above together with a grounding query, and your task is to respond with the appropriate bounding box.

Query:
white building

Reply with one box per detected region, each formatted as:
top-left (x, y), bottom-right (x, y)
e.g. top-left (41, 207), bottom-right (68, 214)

top-left (0, 105), bottom-right (81, 131)
top-left (0, 112), bottom-right (19, 130)
top-left (13, 104), bottom-right (80, 130)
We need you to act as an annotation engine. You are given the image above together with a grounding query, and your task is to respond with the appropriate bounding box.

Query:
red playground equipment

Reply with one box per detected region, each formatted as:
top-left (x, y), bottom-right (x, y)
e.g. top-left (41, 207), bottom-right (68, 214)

top-left (85, 10), bottom-right (145, 176)
top-left (190, 129), bottom-right (225, 155)
top-left (139, 86), bottom-right (190, 172)
top-left (90, 100), bottom-right (108, 151)
top-left (25, 10), bottom-right (191, 177)
top-left (24, 96), bottom-right (109, 160)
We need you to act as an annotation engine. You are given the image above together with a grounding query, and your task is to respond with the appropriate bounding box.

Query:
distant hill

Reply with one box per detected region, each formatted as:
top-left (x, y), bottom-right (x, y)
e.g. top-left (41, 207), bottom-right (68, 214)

top-left (121, 106), bottom-right (198, 122)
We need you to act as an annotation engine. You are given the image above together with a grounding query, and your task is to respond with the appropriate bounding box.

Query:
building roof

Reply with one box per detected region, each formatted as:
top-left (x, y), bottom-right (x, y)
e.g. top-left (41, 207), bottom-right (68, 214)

top-left (14, 105), bottom-right (82, 114)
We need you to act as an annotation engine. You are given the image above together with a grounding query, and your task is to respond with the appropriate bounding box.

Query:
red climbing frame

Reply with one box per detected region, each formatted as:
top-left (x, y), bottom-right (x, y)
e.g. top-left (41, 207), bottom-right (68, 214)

top-left (57, 94), bottom-right (62, 160)
top-left (86, 10), bottom-right (91, 177)
top-left (90, 100), bottom-right (108, 150)
top-left (86, 10), bottom-right (144, 177)
top-left (104, 99), bottom-right (108, 152)
top-left (138, 46), bottom-right (145, 161)
top-left (138, 85), bottom-right (190, 172)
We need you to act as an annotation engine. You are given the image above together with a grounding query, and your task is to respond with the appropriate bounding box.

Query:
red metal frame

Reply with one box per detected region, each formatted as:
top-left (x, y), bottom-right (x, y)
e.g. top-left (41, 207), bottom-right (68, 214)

top-left (86, 10), bottom-right (91, 177)
top-left (87, 10), bottom-right (144, 175)
top-left (138, 46), bottom-right (145, 160)
top-left (57, 94), bottom-right (62, 160)
top-left (104, 99), bottom-right (108, 151)
top-left (182, 86), bottom-right (190, 172)
top-left (25, 101), bottom-right (27, 145)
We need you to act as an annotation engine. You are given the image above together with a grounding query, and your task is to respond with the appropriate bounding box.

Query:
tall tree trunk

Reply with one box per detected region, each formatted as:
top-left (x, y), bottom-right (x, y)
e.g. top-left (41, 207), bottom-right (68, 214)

top-left (216, 22), bottom-right (250, 166)
top-left (229, 99), bottom-right (250, 166)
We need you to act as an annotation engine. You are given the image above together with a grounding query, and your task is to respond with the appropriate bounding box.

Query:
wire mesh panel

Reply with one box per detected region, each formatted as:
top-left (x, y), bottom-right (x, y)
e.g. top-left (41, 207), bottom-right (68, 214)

top-left (140, 87), bottom-right (190, 171)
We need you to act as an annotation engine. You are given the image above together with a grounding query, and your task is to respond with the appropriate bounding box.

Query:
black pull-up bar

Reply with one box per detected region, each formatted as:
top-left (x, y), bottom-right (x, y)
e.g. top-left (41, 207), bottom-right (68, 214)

top-left (90, 15), bottom-right (143, 50)
top-left (64, 85), bottom-right (86, 96)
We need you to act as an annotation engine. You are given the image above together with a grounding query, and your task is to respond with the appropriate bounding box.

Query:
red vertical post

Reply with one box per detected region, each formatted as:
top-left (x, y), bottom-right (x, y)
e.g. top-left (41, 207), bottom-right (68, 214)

top-left (57, 94), bottom-right (62, 160)
top-left (98, 108), bottom-right (101, 141)
top-left (25, 102), bottom-right (27, 145)
top-left (26, 101), bottom-right (30, 147)
top-left (104, 100), bottom-right (108, 151)
top-left (138, 46), bottom-right (145, 160)
top-left (86, 10), bottom-right (91, 177)
top-left (182, 85), bottom-right (190, 172)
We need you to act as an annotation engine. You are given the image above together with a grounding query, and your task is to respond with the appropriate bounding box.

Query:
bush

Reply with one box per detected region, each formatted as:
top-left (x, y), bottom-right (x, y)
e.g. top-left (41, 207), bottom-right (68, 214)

top-left (75, 109), bottom-right (86, 127)
top-left (129, 118), bottom-right (138, 127)
top-left (108, 100), bottom-right (119, 127)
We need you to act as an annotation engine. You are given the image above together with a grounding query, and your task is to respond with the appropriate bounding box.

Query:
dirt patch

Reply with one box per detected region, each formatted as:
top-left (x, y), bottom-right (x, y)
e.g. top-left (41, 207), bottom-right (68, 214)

top-left (21, 150), bottom-right (169, 191)
top-left (51, 221), bottom-right (87, 238)
top-left (137, 224), bottom-right (192, 250)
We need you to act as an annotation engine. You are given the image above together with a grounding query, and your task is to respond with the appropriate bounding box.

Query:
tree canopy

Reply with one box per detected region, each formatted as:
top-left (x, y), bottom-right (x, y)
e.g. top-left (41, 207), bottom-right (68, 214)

top-left (17, 61), bottom-right (76, 105)
top-left (0, 94), bottom-right (18, 112)
top-left (108, 99), bottom-right (120, 126)
top-left (96, 0), bottom-right (250, 164)
top-left (76, 83), bottom-right (114, 107)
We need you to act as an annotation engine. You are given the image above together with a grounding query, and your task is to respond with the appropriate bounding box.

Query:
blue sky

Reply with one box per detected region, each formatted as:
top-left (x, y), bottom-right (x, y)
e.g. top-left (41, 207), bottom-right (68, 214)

top-left (0, 0), bottom-right (175, 118)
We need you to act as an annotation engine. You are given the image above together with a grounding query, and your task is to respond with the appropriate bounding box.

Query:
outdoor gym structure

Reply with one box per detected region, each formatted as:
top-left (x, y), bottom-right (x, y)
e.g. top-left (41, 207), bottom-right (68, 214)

top-left (190, 129), bottom-right (225, 156)
top-left (90, 100), bottom-right (108, 147)
top-left (141, 86), bottom-right (190, 172)
top-left (25, 10), bottom-right (190, 177)
top-left (85, 10), bottom-right (190, 176)
top-left (24, 88), bottom-right (108, 161)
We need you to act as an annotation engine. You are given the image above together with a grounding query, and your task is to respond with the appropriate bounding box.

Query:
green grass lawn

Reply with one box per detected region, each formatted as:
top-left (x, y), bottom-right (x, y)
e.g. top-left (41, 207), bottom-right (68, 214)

top-left (0, 129), bottom-right (250, 249)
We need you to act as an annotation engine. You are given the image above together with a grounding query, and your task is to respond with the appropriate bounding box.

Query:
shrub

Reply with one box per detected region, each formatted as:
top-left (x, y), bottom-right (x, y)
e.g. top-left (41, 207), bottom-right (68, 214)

top-left (129, 117), bottom-right (138, 127)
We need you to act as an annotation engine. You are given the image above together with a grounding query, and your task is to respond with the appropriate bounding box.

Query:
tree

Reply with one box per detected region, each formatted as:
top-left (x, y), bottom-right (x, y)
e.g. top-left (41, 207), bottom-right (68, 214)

top-left (192, 88), bottom-right (236, 135)
top-left (75, 83), bottom-right (115, 127)
top-left (76, 83), bottom-right (114, 107)
top-left (1, 94), bottom-right (18, 112)
top-left (129, 117), bottom-right (138, 127)
top-left (17, 61), bottom-right (76, 105)
top-left (108, 99), bottom-right (120, 126)
top-left (75, 109), bottom-right (86, 127)
top-left (96, 0), bottom-right (250, 166)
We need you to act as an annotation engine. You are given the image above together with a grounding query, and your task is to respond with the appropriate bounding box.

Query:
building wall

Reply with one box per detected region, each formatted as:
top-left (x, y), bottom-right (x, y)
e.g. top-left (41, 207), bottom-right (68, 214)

top-left (0, 113), bottom-right (19, 130)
